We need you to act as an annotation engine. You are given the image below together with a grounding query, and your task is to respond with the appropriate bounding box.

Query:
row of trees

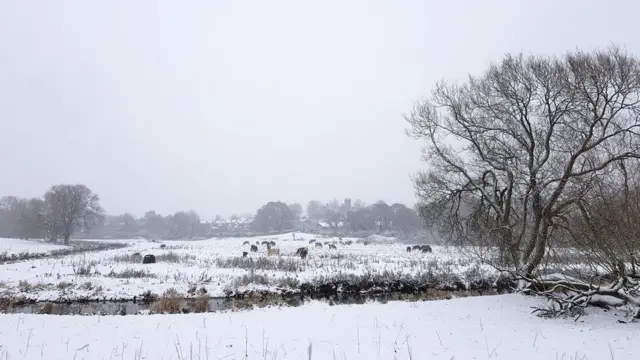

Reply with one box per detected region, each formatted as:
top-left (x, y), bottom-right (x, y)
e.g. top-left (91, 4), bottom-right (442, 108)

top-left (251, 199), bottom-right (422, 234)
top-left (90, 210), bottom-right (210, 240)
top-left (1, 188), bottom-right (424, 242)
top-left (0, 190), bottom-right (221, 241)
top-left (407, 45), bottom-right (640, 312)
top-left (0, 185), bottom-right (103, 244)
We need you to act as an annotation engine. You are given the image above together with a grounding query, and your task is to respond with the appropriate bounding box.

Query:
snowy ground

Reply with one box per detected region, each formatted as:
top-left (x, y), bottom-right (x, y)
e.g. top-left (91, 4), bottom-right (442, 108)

top-left (0, 238), bottom-right (71, 257)
top-left (0, 294), bottom-right (637, 360)
top-left (0, 232), bottom-right (493, 302)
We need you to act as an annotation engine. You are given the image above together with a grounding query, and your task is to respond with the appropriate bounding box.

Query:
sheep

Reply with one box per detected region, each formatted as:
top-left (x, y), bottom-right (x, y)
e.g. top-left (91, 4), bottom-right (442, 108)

top-left (242, 251), bottom-right (248, 257)
top-left (267, 247), bottom-right (280, 256)
top-left (269, 241), bottom-right (276, 246)
top-left (250, 245), bottom-right (258, 252)
top-left (315, 242), bottom-right (323, 248)
top-left (309, 239), bottom-right (316, 244)
top-left (419, 245), bottom-right (432, 253)
top-left (328, 244), bottom-right (337, 250)
top-left (406, 246), bottom-right (412, 252)
top-left (295, 247), bottom-right (308, 259)
top-left (243, 241), bottom-right (250, 245)
top-left (412, 245), bottom-right (421, 250)
top-left (261, 241), bottom-right (270, 246)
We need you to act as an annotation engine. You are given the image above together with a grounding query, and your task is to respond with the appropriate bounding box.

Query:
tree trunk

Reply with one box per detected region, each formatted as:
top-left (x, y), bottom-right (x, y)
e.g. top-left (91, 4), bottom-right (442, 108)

top-left (64, 234), bottom-right (70, 245)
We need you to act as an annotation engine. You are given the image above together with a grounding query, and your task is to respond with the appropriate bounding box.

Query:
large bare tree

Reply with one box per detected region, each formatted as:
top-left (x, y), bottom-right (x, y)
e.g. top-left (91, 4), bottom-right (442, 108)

top-left (44, 184), bottom-right (104, 244)
top-left (406, 46), bottom-right (640, 277)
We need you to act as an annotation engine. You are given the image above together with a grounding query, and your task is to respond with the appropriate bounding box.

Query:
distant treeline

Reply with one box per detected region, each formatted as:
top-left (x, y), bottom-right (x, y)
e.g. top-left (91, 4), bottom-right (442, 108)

top-left (0, 186), bottom-right (425, 243)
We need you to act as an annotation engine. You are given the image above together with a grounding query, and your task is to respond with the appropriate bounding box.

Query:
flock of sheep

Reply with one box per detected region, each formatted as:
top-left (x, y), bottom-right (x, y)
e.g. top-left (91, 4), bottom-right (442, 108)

top-left (239, 237), bottom-right (433, 259)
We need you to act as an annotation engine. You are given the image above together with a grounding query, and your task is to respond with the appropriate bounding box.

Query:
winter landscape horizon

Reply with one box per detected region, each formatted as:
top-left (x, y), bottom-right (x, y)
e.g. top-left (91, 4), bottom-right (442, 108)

top-left (3, 0), bottom-right (640, 359)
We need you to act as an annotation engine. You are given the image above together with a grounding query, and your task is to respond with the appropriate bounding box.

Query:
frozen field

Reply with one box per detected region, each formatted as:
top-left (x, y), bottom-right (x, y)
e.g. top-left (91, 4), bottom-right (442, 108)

top-left (0, 232), bottom-right (494, 302)
top-left (0, 238), bottom-right (71, 257)
top-left (0, 294), bottom-right (637, 360)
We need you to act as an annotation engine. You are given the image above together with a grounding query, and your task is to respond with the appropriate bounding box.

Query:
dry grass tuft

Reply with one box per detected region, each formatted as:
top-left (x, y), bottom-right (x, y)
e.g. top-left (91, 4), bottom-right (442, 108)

top-left (152, 288), bottom-right (184, 314)
top-left (193, 293), bottom-right (210, 313)
top-left (40, 302), bottom-right (54, 314)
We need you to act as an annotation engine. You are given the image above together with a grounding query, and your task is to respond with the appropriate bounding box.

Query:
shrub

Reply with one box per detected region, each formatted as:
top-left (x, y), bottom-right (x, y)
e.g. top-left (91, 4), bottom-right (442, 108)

top-left (152, 288), bottom-right (184, 314)
top-left (155, 252), bottom-right (195, 263)
top-left (216, 256), bottom-right (303, 272)
top-left (193, 293), bottom-right (209, 313)
top-left (106, 268), bottom-right (156, 279)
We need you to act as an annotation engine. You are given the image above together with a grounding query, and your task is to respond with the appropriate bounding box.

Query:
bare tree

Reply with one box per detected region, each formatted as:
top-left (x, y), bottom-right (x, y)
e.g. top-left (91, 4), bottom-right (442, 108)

top-left (324, 199), bottom-right (343, 229)
top-left (43, 184), bottom-right (104, 244)
top-left (390, 203), bottom-right (422, 233)
top-left (306, 200), bottom-right (326, 221)
top-left (370, 200), bottom-right (393, 232)
top-left (171, 210), bottom-right (201, 239)
top-left (288, 203), bottom-right (303, 220)
top-left (406, 46), bottom-right (640, 278)
top-left (252, 201), bottom-right (295, 232)
top-left (0, 196), bottom-right (28, 238)
top-left (19, 198), bottom-right (49, 239)
top-left (535, 159), bottom-right (640, 313)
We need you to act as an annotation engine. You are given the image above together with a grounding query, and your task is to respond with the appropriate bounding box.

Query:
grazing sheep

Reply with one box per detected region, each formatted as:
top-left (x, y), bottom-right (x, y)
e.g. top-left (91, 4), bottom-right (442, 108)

top-left (295, 247), bottom-right (308, 259)
top-left (250, 245), bottom-right (258, 252)
top-left (261, 241), bottom-right (270, 246)
top-left (309, 239), bottom-right (316, 244)
top-left (338, 237), bottom-right (343, 240)
top-left (267, 248), bottom-right (280, 256)
top-left (324, 242), bottom-right (331, 246)
top-left (142, 254), bottom-right (156, 264)
top-left (328, 244), bottom-right (337, 250)
top-left (256, 241), bottom-right (260, 245)
top-left (269, 241), bottom-right (276, 246)
top-left (345, 240), bottom-right (353, 245)
top-left (315, 242), bottom-right (323, 248)
top-left (406, 246), bottom-right (412, 252)
top-left (160, 244), bottom-right (167, 249)
top-left (362, 241), bottom-right (370, 246)
top-left (419, 245), bottom-right (432, 253)
top-left (266, 243), bottom-right (272, 250)
top-left (412, 245), bottom-right (421, 250)
top-left (242, 251), bottom-right (248, 257)
top-left (243, 241), bottom-right (250, 245)
top-left (339, 241), bottom-right (344, 245)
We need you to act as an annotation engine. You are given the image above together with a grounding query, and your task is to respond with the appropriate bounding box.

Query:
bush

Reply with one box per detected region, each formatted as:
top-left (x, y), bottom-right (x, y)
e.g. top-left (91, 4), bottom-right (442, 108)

top-left (152, 288), bottom-right (184, 314)
top-left (216, 256), bottom-right (303, 272)
top-left (193, 293), bottom-right (209, 313)
top-left (106, 268), bottom-right (156, 279)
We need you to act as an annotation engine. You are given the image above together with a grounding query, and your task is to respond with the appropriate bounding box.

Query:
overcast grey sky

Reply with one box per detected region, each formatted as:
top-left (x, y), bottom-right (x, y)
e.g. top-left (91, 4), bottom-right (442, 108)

top-left (0, 0), bottom-right (635, 218)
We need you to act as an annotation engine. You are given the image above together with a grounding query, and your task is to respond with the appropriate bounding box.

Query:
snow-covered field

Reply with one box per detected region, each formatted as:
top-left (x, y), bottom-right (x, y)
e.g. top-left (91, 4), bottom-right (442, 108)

top-left (0, 232), bottom-right (494, 302)
top-left (1, 294), bottom-right (637, 360)
top-left (0, 238), bottom-right (71, 257)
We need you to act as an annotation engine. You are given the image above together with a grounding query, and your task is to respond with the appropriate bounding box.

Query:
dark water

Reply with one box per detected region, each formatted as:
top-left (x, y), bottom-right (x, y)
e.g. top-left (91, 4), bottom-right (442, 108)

top-left (5, 289), bottom-right (499, 315)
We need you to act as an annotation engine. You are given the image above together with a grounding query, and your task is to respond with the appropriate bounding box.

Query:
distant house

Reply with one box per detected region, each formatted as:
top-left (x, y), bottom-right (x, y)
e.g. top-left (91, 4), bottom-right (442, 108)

top-left (209, 216), bottom-right (252, 234)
